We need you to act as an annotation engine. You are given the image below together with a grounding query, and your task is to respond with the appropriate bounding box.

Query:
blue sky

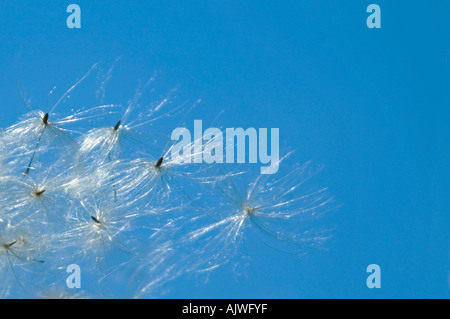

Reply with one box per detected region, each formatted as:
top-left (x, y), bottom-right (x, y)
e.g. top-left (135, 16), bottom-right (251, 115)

top-left (0, 1), bottom-right (448, 298)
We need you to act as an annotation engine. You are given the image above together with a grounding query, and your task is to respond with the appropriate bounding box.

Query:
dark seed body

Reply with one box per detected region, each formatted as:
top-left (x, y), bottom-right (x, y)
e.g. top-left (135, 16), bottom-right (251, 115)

top-left (91, 216), bottom-right (101, 224)
top-left (3, 240), bottom-right (17, 249)
top-left (42, 113), bottom-right (49, 125)
top-left (155, 157), bottom-right (164, 168)
top-left (34, 189), bottom-right (46, 197)
top-left (114, 120), bottom-right (121, 131)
